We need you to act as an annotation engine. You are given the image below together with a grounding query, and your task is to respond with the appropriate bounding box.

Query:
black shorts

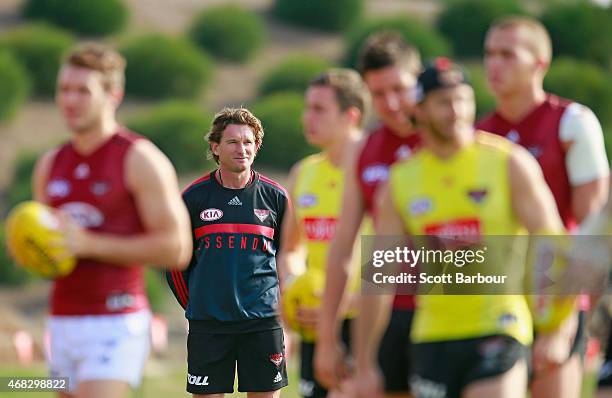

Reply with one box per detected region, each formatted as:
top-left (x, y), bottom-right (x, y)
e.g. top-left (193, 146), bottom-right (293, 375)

top-left (599, 360), bottom-right (612, 388)
top-left (186, 326), bottom-right (288, 394)
top-left (411, 335), bottom-right (528, 398)
top-left (569, 310), bottom-right (587, 359)
top-left (378, 309), bottom-right (414, 392)
top-left (299, 319), bottom-right (351, 398)
top-left (598, 314), bottom-right (612, 387)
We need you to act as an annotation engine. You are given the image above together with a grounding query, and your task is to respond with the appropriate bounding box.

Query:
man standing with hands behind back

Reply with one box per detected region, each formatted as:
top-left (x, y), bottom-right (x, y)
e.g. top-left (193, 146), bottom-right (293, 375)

top-left (167, 108), bottom-right (291, 398)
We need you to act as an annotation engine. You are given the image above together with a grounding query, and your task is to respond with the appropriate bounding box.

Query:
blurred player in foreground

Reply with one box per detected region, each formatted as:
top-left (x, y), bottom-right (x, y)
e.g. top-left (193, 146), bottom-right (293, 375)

top-left (31, 43), bottom-right (192, 398)
top-left (477, 16), bottom-right (609, 398)
top-left (352, 59), bottom-right (574, 398)
top-left (167, 108), bottom-right (290, 398)
top-left (315, 32), bottom-right (422, 398)
top-left (277, 68), bottom-right (368, 398)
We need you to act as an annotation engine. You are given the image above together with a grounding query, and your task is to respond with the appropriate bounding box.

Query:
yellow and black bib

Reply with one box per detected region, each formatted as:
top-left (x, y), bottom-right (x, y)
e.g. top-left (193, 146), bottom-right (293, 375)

top-left (389, 132), bottom-right (532, 345)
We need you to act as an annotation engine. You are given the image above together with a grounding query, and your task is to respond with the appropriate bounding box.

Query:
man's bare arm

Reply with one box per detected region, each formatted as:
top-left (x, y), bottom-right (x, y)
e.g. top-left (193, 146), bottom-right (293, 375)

top-left (318, 141), bottom-right (367, 344)
top-left (509, 145), bottom-right (564, 233)
top-left (354, 181), bottom-right (403, 370)
top-left (572, 178), bottom-right (609, 224)
top-left (276, 161), bottom-right (306, 292)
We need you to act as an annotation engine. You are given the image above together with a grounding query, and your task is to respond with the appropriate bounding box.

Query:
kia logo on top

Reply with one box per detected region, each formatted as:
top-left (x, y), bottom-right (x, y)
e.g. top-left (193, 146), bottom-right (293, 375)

top-left (200, 208), bottom-right (223, 222)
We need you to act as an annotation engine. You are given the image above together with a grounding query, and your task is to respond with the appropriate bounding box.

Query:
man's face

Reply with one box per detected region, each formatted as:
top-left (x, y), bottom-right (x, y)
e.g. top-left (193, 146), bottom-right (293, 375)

top-left (363, 65), bottom-right (416, 133)
top-left (56, 65), bottom-right (116, 133)
top-left (212, 124), bottom-right (257, 172)
top-left (484, 26), bottom-right (541, 97)
top-left (417, 84), bottom-right (475, 143)
top-left (302, 85), bottom-right (349, 148)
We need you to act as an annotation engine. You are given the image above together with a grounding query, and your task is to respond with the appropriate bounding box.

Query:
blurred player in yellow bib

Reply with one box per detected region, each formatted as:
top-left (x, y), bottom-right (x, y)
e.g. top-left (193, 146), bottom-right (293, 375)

top-left (352, 59), bottom-right (575, 398)
top-left (278, 68), bottom-right (370, 398)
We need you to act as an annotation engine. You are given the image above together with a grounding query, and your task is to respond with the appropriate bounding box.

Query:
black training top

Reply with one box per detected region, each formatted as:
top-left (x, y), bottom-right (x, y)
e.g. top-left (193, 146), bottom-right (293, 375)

top-left (167, 170), bottom-right (290, 333)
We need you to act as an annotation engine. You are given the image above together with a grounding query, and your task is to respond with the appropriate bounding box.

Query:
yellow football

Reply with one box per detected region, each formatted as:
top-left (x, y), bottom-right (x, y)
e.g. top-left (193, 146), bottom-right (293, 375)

top-left (5, 201), bottom-right (76, 279)
top-left (282, 269), bottom-right (324, 342)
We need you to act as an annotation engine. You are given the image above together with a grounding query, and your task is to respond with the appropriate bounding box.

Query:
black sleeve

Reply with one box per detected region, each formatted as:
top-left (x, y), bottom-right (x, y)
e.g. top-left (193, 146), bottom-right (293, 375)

top-left (274, 191), bottom-right (290, 250)
top-left (165, 259), bottom-right (194, 310)
top-left (166, 193), bottom-right (195, 310)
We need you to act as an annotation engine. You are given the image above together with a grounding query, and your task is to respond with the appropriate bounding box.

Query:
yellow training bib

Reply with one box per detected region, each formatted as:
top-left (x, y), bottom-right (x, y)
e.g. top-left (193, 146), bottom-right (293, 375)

top-left (389, 132), bottom-right (532, 345)
top-left (293, 153), bottom-right (364, 318)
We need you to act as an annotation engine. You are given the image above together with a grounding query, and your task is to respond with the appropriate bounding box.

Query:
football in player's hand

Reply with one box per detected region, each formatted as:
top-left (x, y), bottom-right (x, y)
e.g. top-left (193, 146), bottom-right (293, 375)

top-left (282, 269), bottom-right (324, 341)
top-left (5, 201), bottom-right (76, 279)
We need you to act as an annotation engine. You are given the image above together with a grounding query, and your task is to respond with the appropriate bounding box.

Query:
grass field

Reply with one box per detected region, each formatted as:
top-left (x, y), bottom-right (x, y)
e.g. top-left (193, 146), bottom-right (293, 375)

top-left (0, 362), bottom-right (300, 397)
top-left (0, 362), bottom-right (599, 397)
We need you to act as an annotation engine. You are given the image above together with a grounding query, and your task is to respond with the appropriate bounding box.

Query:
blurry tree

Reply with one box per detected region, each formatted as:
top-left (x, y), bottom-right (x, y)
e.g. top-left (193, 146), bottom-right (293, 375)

top-left (0, 51), bottom-right (30, 121)
top-left (5, 152), bottom-right (38, 212)
top-left (190, 5), bottom-right (266, 63)
top-left (0, 224), bottom-right (33, 286)
top-left (273, 0), bottom-right (364, 32)
top-left (464, 63), bottom-right (496, 118)
top-left (22, 0), bottom-right (128, 36)
top-left (544, 58), bottom-right (612, 126)
top-left (259, 54), bottom-right (330, 96)
top-left (251, 92), bottom-right (315, 169)
top-left (0, 24), bottom-right (73, 97)
top-left (344, 17), bottom-right (450, 69)
top-left (542, 2), bottom-right (612, 69)
top-left (127, 101), bottom-right (214, 174)
top-left (121, 35), bottom-right (214, 99)
top-left (437, 0), bottom-right (526, 58)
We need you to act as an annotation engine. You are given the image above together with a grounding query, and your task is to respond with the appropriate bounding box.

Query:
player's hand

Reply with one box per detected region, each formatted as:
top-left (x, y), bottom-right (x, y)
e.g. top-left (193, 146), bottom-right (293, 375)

top-left (353, 365), bottom-right (384, 398)
top-left (55, 211), bottom-right (92, 258)
top-left (532, 311), bottom-right (578, 374)
top-left (296, 305), bottom-right (319, 330)
top-left (314, 338), bottom-right (347, 389)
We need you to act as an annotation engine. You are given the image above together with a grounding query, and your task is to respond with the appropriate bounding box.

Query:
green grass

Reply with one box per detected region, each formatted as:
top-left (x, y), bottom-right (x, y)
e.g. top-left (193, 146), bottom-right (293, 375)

top-left (0, 363), bottom-right (300, 397)
top-left (0, 363), bottom-right (598, 397)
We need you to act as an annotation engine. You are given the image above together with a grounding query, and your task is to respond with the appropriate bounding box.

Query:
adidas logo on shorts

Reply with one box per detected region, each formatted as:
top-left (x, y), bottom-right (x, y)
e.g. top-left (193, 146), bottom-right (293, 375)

top-left (273, 372), bottom-right (283, 383)
top-left (228, 196), bottom-right (242, 206)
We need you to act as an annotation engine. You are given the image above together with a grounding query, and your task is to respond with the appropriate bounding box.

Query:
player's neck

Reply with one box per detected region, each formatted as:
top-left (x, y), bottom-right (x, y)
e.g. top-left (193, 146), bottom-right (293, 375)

top-left (426, 127), bottom-right (474, 160)
top-left (325, 127), bottom-right (361, 168)
top-left (387, 123), bottom-right (416, 138)
top-left (217, 168), bottom-right (252, 189)
top-left (496, 85), bottom-right (546, 123)
top-left (70, 116), bottom-right (119, 156)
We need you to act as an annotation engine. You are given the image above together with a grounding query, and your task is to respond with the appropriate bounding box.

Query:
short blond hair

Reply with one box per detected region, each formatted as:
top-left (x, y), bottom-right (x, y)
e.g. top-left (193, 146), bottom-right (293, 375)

top-left (206, 108), bottom-right (264, 164)
top-left (64, 42), bottom-right (126, 91)
top-left (488, 16), bottom-right (552, 64)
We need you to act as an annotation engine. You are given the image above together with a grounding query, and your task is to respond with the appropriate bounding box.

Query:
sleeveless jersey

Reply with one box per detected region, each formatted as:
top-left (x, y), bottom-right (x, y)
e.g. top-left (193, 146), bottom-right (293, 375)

top-left (167, 171), bottom-right (289, 333)
top-left (46, 129), bottom-right (148, 315)
top-left (477, 94), bottom-right (575, 230)
top-left (292, 154), bottom-right (361, 314)
top-left (389, 132), bottom-right (532, 345)
top-left (357, 124), bottom-right (421, 310)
